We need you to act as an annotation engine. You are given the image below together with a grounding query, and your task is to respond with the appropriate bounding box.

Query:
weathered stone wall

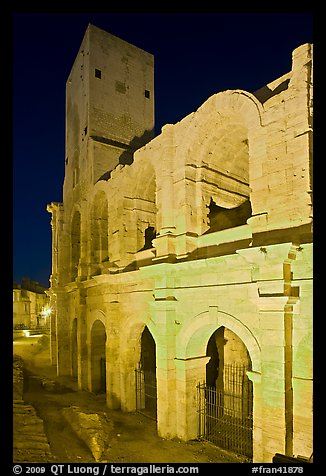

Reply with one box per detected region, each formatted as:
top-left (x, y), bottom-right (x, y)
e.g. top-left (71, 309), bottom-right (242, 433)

top-left (47, 29), bottom-right (313, 464)
top-left (13, 357), bottom-right (54, 462)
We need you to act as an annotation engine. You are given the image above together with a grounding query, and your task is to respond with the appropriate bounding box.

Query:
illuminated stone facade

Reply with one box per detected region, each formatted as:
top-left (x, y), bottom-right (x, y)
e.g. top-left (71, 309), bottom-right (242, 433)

top-left (47, 24), bottom-right (313, 463)
top-left (13, 282), bottom-right (50, 329)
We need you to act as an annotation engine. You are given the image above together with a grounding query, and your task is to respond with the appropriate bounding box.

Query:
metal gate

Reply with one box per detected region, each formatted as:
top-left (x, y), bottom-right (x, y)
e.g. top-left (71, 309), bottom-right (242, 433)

top-left (197, 363), bottom-right (253, 460)
top-left (135, 367), bottom-right (157, 420)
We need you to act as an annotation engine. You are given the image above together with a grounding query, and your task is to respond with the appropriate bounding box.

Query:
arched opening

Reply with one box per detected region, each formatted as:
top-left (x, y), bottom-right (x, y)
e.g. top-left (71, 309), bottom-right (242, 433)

top-left (132, 159), bottom-right (157, 253)
top-left (90, 320), bottom-right (107, 394)
top-left (71, 210), bottom-right (81, 281)
top-left (201, 326), bottom-right (253, 460)
top-left (181, 104), bottom-right (255, 236)
top-left (135, 326), bottom-right (157, 419)
top-left (139, 226), bottom-right (157, 251)
top-left (206, 198), bottom-right (252, 234)
top-left (206, 328), bottom-right (222, 389)
top-left (71, 318), bottom-right (78, 379)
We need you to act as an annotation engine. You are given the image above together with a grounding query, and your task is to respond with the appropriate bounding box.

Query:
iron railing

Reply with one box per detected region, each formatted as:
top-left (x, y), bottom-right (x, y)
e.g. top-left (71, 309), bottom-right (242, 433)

top-left (135, 367), bottom-right (157, 420)
top-left (197, 363), bottom-right (253, 460)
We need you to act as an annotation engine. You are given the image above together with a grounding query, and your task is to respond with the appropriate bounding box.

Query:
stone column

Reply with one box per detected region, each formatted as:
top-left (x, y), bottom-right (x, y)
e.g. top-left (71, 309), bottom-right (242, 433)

top-left (155, 125), bottom-right (176, 236)
top-left (55, 289), bottom-right (72, 376)
top-left (152, 125), bottom-right (178, 260)
top-left (292, 376), bottom-right (313, 458)
top-left (150, 292), bottom-right (178, 439)
top-left (238, 244), bottom-right (297, 461)
top-left (120, 340), bottom-right (140, 412)
top-left (175, 356), bottom-right (209, 441)
top-left (258, 295), bottom-right (289, 462)
top-left (86, 326), bottom-right (92, 392)
top-left (77, 288), bottom-right (88, 390)
top-left (173, 166), bottom-right (199, 258)
top-left (247, 370), bottom-right (263, 463)
top-left (77, 199), bottom-right (88, 280)
top-left (106, 314), bottom-right (121, 410)
top-left (47, 202), bottom-right (62, 366)
top-left (48, 292), bottom-right (57, 367)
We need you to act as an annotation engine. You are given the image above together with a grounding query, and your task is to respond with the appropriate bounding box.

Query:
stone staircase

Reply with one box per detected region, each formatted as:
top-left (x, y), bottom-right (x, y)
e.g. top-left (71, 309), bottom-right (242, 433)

top-left (13, 356), bottom-right (55, 463)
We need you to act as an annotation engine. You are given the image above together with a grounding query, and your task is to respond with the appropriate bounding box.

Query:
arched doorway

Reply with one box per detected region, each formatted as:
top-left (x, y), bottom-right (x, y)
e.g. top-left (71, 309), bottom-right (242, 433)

top-left (71, 318), bottom-right (78, 378)
top-left (199, 326), bottom-right (253, 460)
top-left (90, 320), bottom-right (107, 394)
top-left (135, 326), bottom-right (157, 419)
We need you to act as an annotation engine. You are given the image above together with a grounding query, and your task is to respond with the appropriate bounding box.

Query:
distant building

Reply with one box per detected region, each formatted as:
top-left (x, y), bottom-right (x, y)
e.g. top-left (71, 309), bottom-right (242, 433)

top-left (47, 24), bottom-right (313, 463)
top-left (13, 279), bottom-right (50, 329)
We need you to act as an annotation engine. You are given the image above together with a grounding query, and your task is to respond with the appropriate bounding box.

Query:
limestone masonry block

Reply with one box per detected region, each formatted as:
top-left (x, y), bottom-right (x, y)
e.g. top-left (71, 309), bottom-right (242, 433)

top-left (47, 28), bottom-right (313, 463)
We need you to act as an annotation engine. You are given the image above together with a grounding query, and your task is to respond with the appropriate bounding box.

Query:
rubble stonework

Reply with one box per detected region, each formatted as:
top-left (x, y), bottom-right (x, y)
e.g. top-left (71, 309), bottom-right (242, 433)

top-left (61, 407), bottom-right (114, 461)
top-left (13, 357), bottom-right (54, 462)
top-left (47, 24), bottom-right (313, 463)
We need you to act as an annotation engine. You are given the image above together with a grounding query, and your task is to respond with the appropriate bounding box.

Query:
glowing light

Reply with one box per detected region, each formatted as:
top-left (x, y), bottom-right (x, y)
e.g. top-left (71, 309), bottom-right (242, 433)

top-left (41, 306), bottom-right (52, 318)
top-left (23, 330), bottom-right (30, 337)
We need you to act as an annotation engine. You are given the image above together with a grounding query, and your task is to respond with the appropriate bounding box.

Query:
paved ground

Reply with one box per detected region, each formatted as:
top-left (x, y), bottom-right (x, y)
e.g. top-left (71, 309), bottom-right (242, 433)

top-left (13, 334), bottom-right (247, 464)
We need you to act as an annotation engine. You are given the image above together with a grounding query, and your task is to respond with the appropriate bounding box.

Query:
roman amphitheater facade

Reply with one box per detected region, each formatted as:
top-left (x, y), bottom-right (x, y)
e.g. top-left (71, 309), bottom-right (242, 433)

top-left (47, 24), bottom-right (313, 463)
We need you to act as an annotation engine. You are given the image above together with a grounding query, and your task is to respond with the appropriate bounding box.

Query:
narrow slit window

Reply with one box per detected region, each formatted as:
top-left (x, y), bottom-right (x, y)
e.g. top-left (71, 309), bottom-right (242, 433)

top-left (145, 89), bottom-right (150, 99)
top-left (95, 68), bottom-right (102, 79)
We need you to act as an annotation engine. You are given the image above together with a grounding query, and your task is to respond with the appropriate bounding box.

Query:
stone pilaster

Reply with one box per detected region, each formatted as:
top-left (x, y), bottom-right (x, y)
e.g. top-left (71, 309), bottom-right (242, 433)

top-left (175, 356), bottom-right (209, 440)
top-left (77, 288), bottom-right (88, 390)
top-left (155, 125), bottom-right (176, 237)
top-left (48, 292), bottom-right (57, 367)
top-left (150, 291), bottom-right (178, 439)
top-left (55, 289), bottom-right (73, 376)
top-left (258, 295), bottom-right (289, 461)
top-left (119, 340), bottom-right (140, 412)
top-left (247, 370), bottom-right (263, 462)
top-left (105, 307), bottom-right (121, 410)
top-left (238, 244), bottom-right (300, 461)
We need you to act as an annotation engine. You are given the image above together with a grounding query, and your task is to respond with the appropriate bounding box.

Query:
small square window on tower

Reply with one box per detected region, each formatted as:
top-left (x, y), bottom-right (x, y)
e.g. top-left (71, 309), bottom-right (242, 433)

top-left (145, 89), bottom-right (150, 99)
top-left (95, 68), bottom-right (102, 79)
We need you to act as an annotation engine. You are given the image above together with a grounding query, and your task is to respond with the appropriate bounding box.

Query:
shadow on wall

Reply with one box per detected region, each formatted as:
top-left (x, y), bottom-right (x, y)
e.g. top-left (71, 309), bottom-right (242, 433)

top-left (96, 128), bottom-right (155, 182)
top-left (253, 79), bottom-right (290, 104)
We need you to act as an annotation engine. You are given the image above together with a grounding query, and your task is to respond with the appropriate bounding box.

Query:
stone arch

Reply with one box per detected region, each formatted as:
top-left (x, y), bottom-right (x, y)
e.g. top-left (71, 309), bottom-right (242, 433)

top-left (180, 90), bottom-right (263, 168)
top-left (88, 309), bottom-right (106, 332)
top-left (120, 315), bottom-right (158, 364)
top-left (90, 318), bottom-right (107, 393)
top-left (119, 314), bottom-right (158, 413)
top-left (176, 309), bottom-right (261, 373)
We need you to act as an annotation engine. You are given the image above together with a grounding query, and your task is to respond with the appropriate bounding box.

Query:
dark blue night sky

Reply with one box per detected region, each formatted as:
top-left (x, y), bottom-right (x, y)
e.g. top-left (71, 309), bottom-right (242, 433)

top-left (13, 12), bottom-right (313, 287)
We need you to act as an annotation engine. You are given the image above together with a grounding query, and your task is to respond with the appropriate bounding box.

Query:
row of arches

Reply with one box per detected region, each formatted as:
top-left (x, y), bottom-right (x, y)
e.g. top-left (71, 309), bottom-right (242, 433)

top-left (68, 185), bottom-right (157, 281)
top-left (70, 314), bottom-right (254, 458)
top-left (65, 91), bottom-right (264, 283)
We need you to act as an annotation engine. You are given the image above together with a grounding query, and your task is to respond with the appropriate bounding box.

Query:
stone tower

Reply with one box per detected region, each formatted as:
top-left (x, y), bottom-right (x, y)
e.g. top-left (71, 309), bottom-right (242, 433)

top-left (48, 24), bottom-right (155, 286)
top-left (63, 23), bottom-right (155, 204)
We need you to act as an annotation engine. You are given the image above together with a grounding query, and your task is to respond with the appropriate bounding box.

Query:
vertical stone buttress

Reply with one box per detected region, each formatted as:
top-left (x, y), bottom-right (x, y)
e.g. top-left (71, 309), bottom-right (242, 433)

top-left (239, 244), bottom-right (303, 462)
